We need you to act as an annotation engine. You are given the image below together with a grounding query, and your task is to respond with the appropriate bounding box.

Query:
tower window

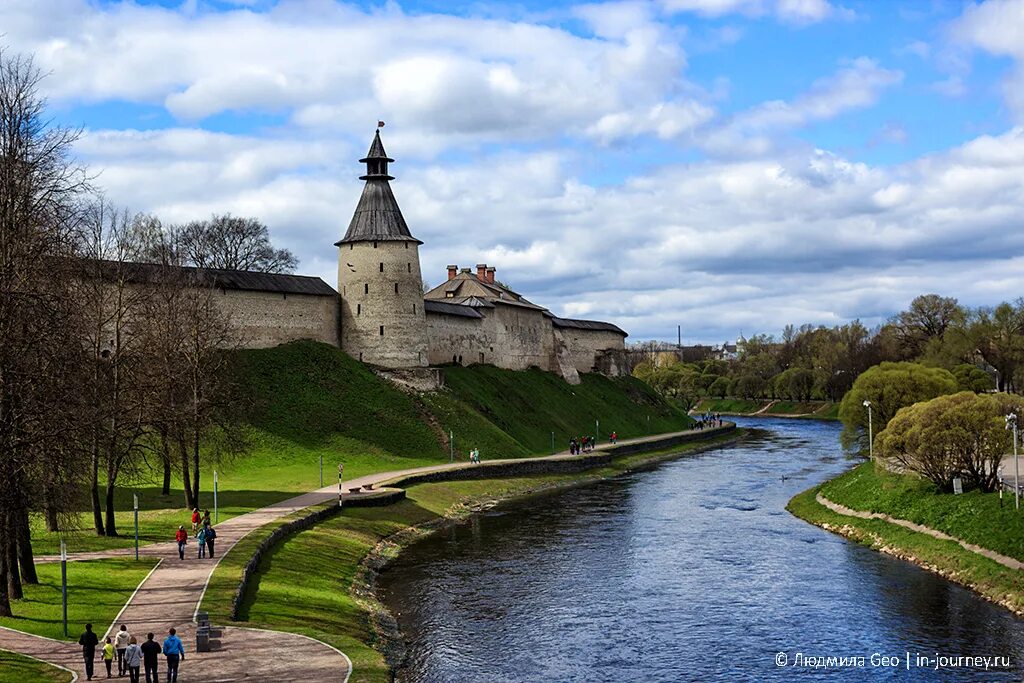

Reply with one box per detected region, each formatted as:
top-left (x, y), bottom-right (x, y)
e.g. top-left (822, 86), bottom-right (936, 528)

top-left (404, 242), bottom-right (409, 249)
top-left (359, 352), bottom-right (363, 361)
top-left (407, 263), bottom-right (411, 273)
top-left (357, 304), bottom-right (361, 316)
top-left (394, 282), bottom-right (399, 294)
top-left (379, 325), bottom-right (385, 336)
top-left (413, 304), bottom-right (416, 313)
top-left (373, 241), bottom-right (378, 248)
top-left (364, 283), bottom-right (368, 294)
top-left (349, 244), bottom-right (353, 250)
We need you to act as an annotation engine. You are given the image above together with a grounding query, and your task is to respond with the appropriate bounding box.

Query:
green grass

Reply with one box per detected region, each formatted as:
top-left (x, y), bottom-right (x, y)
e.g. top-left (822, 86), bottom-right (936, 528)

top-left (694, 398), bottom-right (768, 414)
top-left (31, 341), bottom-right (686, 557)
top-left (788, 483), bottom-right (1024, 615)
top-left (0, 558), bottom-right (158, 641)
top-left (818, 461), bottom-right (1024, 562)
top-left (0, 650), bottom-right (69, 683)
top-left (204, 428), bottom-right (743, 683)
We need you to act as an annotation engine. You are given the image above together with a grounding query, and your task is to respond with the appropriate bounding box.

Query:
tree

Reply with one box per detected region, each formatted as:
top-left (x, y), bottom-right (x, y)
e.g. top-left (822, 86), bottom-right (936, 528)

top-left (970, 300), bottom-right (1024, 393)
top-left (177, 214), bottom-right (297, 273)
top-left (892, 294), bottom-right (962, 357)
top-left (709, 376), bottom-right (730, 399)
top-left (838, 362), bottom-right (958, 454)
top-left (0, 48), bottom-right (91, 614)
top-left (876, 392), bottom-right (1024, 492)
top-left (952, 364), bottom-right (994, 393)
top-left (734, 375), bottom-right (764, 400)
top-left (776, 368), bottom-right (814, 402)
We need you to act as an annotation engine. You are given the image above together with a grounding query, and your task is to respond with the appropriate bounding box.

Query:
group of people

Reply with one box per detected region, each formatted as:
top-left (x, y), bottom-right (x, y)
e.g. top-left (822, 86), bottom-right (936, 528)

top-left (568, 435), bottom-right (598, 454)
top-left (79, 623), bottom-right (185, 682)
top-left (176, 508), bottom-right (217, 561)
top-left (695, 412), bottom-right (724, 430)
top-left (469, 447), bottom-right (482, 463)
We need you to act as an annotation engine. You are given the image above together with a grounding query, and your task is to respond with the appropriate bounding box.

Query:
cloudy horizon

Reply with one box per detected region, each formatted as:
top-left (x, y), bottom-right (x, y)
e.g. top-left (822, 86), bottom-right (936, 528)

top-left (6, 0), bottom-right (1024, 345)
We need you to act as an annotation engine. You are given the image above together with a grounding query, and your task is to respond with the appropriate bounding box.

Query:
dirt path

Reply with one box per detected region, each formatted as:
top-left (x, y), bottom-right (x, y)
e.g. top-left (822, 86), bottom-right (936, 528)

top-left (2, 424), bottom-right (728, 682)
top-left (815, 493), bottom-right (1024, 571)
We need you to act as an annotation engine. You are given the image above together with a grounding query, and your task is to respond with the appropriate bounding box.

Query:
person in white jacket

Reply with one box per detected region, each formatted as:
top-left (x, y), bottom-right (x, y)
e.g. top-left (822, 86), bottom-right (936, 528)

top-left (114, 625), bottom-right (132, 676)
top-left (123, 636), bottom-right (143, 683)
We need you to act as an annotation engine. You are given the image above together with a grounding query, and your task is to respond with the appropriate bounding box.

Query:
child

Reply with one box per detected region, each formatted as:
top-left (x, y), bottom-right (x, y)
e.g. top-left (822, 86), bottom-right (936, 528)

top-left (102, 636), bottom-right (114, 678)
top-left (190, 508), bottom-right (200, 535)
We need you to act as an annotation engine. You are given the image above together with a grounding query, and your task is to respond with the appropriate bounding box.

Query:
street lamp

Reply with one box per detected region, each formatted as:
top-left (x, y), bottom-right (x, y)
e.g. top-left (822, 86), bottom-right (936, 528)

top-left (863, 400), bottom-right (873, 459)
top-left (133, 493), bottom-right (139, 562)
top-left (60, 539), bottom-right (68, 638)
top-left (1006, 413), bottom-right (1019, 510)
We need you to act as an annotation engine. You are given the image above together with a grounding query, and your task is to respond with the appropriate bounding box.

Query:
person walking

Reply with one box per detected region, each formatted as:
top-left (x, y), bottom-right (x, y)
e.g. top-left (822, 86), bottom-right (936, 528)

top-left (79, 623), bottom-right (99, 681)
top-left (140, 633), bottom-right (161, 683)
top-left (102, 637), bottom-right (114, 678)
top-left (115, 624), bottom-right (131, 676)
top-left (163, 628), bottom-right (185, 683)
top-left (205, 524), bottom-right (217, 558)
top-left (610, 431), bottom-right (617, 444)
top-left (175, 526), bottom-right (188, 560)
top-left (124, 637), bottom-right (143, 683)
top-left (202, 509), bottom-right (211, 527)
top-left (196, 525), bottom-right (207, 559)
top-left (190, 508), bottom-right (200, 535)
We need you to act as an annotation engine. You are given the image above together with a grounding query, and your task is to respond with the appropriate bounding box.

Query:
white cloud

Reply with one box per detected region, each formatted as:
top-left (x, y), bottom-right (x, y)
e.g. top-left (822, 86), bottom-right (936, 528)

top-left (659, 0), bottom-right (846, 24)
top-left (950, 0), bottom-right (1024, 117)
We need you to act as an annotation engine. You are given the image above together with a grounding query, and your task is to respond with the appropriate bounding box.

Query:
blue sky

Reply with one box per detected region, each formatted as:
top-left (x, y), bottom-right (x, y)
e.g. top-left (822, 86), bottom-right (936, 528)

top-left (8, 0), bottom-right (1024, 343)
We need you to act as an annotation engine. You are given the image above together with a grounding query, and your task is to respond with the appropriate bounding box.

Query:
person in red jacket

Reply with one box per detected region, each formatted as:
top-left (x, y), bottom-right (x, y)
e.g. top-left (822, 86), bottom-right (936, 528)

top-left (190, 508), bottom-right (200, 534)
top-left (175, 526), bottom-right (188, 560)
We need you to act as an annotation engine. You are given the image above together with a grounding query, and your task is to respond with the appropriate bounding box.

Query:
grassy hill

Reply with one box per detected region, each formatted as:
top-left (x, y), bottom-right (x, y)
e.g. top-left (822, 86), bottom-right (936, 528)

top-left (32, 340), bottom-right (687, 554)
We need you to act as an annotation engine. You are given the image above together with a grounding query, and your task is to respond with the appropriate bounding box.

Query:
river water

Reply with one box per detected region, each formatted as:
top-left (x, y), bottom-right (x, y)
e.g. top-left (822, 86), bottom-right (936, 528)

top-left (378, 418), bottom-right (1024, 681)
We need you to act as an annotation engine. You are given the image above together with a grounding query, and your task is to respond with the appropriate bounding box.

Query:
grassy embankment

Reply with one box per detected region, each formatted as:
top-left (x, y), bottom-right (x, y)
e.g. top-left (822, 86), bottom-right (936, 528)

top-left (0, 651), bottom-right (69, 683)
top-left (13, 341), bottom-right (689, 629)
top-left (201, 428), bottom-right (742, 683)
top-left (694, 398), bottom-right (838, 420)
top-left (0, 558), bottom-right (158, 641)
top-left (789, 461), bottom-right (1024, 614)
top-left (32, 341), bottom-right (688, 556)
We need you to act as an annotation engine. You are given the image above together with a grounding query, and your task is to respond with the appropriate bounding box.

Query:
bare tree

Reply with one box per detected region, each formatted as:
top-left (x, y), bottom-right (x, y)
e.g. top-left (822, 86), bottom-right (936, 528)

top-left (0, 48), bottom-right (90, 615)
top-left (178, 214), bottom-right (297, 273)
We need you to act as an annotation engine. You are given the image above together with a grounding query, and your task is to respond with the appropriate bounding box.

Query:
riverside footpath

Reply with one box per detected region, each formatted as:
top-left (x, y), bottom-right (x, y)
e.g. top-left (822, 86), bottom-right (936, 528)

top-left (0, 423), bottom-right (733, 682)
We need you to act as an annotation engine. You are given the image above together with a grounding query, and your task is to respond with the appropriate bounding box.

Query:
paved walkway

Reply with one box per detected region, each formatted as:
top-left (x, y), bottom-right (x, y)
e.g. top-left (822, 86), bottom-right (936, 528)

top-left (1, 424), bottom-right (731, 682)
top-left (816, 493), bottom-right (1024, 571)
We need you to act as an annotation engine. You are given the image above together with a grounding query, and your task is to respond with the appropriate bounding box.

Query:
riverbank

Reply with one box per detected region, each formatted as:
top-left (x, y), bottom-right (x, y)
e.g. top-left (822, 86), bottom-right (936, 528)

top-left (205, 427), bottom-right (747, 683)
top-left (693, 398), bottom-right (838, 420)
top-left (788, 462), bottom-right (1024, 618)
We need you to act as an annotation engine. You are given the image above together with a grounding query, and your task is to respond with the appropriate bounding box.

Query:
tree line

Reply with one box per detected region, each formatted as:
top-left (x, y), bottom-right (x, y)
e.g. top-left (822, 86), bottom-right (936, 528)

top-left (0, 50), bottom-right (294, 615)
top-left (632, 293), bottom-right (1021, 410)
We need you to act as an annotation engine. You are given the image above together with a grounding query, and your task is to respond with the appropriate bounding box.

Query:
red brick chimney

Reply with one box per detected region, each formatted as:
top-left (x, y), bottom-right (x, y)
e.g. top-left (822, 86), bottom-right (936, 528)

top-left (486, 267), bottom-right (496, 284)
top-left (447, 264), bottom-right (458, 281)
top-left (476, 263), bottom-right (487, 281)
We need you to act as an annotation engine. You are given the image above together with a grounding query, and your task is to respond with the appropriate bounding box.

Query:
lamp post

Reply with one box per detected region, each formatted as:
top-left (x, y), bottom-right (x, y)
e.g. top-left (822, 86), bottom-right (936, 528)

top-left (1006, 413), bottom-right (1019, 510)
top-left (863, 400), bottom-right (873, 459)
top-left (213, 470), bottom-right (219, 524)
top-left (319, 454), bottom-right (323, 488)
top-left (596, 419), bottom-right (600, 442)
top-left (551, 431), bottom-right (555, 454)
top-left (60, 539), bottom-right (68, 638)
top-left (133, 493), bottom-right (139, 562)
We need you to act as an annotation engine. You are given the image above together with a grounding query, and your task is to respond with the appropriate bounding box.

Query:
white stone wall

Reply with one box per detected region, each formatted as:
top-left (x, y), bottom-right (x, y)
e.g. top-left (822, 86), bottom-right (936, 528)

top-left (338, 239), bottom-right (428, 367)
top-left (558, 327), bottom-right (627, 375)
top-left (217, 289), bottom-right (339, 348)
top-left (426, 312), bottom-right (495, 366)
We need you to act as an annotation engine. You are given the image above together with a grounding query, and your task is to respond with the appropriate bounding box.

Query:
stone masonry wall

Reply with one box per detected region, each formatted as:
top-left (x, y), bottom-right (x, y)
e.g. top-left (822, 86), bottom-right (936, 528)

top-left (559, 328), bottom-right (627, 376)
top-left (217, 288), bottom-right (339, 348)
top-left (338, 240), bottom-right (429, 367)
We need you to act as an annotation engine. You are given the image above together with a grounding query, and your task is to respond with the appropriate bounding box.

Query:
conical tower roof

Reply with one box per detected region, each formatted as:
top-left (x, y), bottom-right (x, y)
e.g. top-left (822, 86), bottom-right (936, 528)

top-left (336, 129), bottom-right (421, 245)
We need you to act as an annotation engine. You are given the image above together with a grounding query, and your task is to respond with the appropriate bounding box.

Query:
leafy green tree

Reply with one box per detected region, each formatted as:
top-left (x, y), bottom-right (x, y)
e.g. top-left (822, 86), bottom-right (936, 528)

top-left (952, 364), bottom-right (994, 393)
top-left (734, 375), bottom-right (764, 400)
top-left (709, 376), bottom-right (730, 399)
top-left (839, 362), bottom-right (958, 453)
top-left (876, 392), bottom-right (1024, 492)
top-left (776, 368), bottom-right (814, 401)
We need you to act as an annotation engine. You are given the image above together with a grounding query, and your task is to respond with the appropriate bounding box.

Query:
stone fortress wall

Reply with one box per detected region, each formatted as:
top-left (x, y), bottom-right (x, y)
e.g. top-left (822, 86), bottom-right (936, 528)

top-left (217, 288), bottom-right (339, 349)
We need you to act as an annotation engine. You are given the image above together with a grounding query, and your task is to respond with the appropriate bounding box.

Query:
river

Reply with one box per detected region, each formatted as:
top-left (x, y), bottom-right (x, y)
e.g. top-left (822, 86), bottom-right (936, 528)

top-left (378, 417), bottom-right (1024, 681)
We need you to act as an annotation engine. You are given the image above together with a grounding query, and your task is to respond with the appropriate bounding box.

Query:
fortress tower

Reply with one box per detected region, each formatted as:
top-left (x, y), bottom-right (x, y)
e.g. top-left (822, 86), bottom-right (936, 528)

top-left (336, 129), bottom-right (428, 367)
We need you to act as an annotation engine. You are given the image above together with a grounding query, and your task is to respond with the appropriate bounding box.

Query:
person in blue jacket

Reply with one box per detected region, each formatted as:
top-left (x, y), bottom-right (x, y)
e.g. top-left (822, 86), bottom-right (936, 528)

top-left (162, 628), bottom-right (185, 682)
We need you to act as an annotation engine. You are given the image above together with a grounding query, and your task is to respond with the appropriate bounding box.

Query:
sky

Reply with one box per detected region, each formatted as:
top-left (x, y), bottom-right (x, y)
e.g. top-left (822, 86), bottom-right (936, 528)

top-left (5, 0), bottom-right (1024, 344)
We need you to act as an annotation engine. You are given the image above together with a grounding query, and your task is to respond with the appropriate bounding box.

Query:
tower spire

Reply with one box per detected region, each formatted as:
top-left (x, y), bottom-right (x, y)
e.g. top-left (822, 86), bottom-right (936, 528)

top-left (336, 127), bottom-right (420, 245)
